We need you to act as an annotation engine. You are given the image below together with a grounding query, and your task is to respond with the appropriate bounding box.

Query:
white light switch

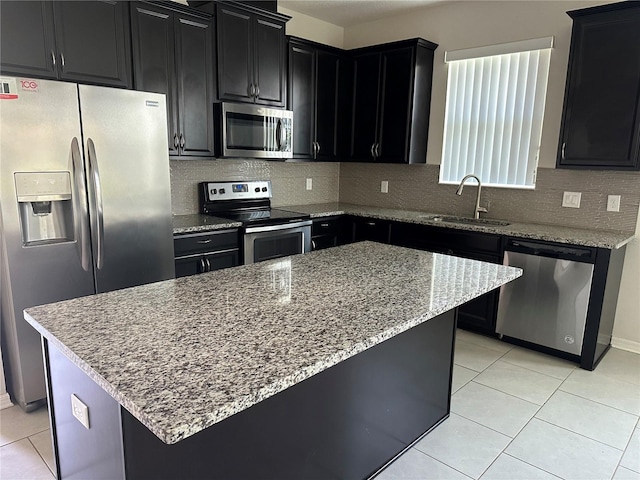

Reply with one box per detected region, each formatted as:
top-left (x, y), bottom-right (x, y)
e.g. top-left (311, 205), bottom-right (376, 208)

top-left (607, 195), bottom-right (621, 212)
top-left (306, 178), bottom-right (312, 191)
top-left (562, 191), bottom-right (581, 208)
top-left (381, 181), bottom-right (389, 194)
top-left (71, 394), bottom-right (90, 429)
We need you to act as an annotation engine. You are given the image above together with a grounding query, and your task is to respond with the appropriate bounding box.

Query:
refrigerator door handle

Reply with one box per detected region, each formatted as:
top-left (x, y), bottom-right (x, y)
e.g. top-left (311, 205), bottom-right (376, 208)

top-left (71, 138), bottom-right (91, 271)
top-left (87, 138), bottom-right (105, 270)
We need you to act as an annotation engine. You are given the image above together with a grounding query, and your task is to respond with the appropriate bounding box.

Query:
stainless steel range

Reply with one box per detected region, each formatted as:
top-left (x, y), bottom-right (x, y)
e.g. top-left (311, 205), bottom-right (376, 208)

top-left (199, 181), bottom-right (311, 264)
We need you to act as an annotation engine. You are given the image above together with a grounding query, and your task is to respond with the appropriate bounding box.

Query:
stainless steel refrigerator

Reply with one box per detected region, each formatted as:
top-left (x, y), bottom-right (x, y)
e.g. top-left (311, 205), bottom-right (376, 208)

top-left (0, 77), bottom-right (175, 411)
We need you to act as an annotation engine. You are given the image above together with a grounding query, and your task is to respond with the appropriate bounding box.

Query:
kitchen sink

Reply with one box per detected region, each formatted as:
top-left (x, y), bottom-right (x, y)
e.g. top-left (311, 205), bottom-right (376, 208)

top-left (418, 215), bottom-right (510, 227)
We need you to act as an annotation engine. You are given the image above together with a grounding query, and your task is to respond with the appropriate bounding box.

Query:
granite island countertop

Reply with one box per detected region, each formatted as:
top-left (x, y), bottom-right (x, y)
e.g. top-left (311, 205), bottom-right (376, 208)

top-left (284, 203), bottom-right (635, 249)
top-left (24, 242), bottom-right (521, 445)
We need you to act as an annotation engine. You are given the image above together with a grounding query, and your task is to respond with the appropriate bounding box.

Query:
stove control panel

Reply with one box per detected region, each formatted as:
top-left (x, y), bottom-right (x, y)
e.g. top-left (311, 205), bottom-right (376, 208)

top-left (203, 180), bottom-right (271, 202)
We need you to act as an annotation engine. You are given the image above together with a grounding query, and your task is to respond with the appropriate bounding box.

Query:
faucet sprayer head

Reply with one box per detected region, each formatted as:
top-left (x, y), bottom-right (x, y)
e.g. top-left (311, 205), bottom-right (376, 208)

top-left (455, 185), bottom-right (464, 195)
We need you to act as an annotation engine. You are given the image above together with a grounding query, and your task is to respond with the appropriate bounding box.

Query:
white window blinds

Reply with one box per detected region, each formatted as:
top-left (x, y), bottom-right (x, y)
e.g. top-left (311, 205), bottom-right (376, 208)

top-left (440, 38), bottom-right (553, 188)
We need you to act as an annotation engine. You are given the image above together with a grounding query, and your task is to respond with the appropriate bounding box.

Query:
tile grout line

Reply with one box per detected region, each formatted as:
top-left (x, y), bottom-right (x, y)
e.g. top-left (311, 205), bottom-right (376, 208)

top-left (27, 435), bottom-right (55, 478)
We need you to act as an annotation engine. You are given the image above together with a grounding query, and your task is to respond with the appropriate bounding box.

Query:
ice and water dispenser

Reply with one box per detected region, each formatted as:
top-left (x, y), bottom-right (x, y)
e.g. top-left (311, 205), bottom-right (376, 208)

top-left (15, 172), bottom-right (74, 246)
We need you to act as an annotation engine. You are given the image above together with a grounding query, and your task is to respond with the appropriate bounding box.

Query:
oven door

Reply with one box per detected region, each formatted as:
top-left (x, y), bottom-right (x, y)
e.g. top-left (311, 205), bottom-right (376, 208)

top-left (244, 220), bottom-right (312, 264)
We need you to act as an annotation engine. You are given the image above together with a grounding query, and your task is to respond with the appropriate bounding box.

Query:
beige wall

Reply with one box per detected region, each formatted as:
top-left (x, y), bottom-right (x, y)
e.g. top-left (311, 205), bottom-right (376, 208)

top-left (278, 6), bottom-right (344, 48)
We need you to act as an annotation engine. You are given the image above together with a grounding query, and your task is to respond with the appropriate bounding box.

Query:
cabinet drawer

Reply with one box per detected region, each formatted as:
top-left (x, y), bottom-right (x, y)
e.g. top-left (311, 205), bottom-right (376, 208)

top-left (352, 217), bottom-right (391, 243)
top-left (175, 249), bottom-right (240, 278)
top-left (174, 230), bottom-right (239, 256)
top-left (312, 217), bottom-right (342, 235)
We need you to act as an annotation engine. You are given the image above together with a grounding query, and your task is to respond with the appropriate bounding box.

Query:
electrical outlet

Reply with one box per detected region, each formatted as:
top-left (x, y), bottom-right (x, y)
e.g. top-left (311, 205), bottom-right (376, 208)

top-left (607, 195), bottom-right (621, 212)
top-left (306, 178), bottom-right (312, 191)
top-left (562, 191), bottom-right (581, 208)
top-left (381, 180), bottom-right (389, 194)
top-left (71, 394), bottom-right (90, 429)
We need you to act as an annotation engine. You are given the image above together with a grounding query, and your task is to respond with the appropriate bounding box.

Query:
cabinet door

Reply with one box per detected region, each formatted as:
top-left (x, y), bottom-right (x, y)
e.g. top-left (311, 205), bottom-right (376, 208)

top-left (52, 1), bottom-right (131, 88)
top-left (289, 43), bottom-right (316, 159)
top-left (315, 50), bottom-right (341, 161)
top-left (378, 48), bottom-right (414, 163)
top-left (174, 13), bottom-right (215, 157)
top-left (254, 17), bottom-right (286, 107)
top-left (205, 250), bottom-right (240, 271)
top-left (350, 53), bottom-right (380, 161)
top-left (558, 7), bottom-right (640, 170)
top-left (0, 1), bottom-right (57, 79)
top-left (130, 3), bottom-right (179, 156)
top-left (175, 255), bottom-right (207, 278)
top-left (353, 217), bottom-right (390, 243)
top-left (217, 5), bottom-right (253, 103)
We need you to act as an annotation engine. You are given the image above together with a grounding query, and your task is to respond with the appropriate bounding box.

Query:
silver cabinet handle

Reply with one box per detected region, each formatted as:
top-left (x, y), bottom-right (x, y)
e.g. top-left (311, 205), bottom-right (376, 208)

top-left (375, 143), bottom-right (380, 158)
top-left (320, 223), bottom-right (330, 228)
top-left (249, 84), bottom-right (255, 97)
top-left (370, 143), bottom-right (375, 158)
top-left (87, 138), bottom-right (105, 270)
top-left (173, 133), bottom-right (179, 149)
top-left (311, 239), bottom-right (317, 250)
top-left (205, 258), bottom-right (211, 271)
top-left (71, 138), bottom-right (91, 271)
top-left (561, 142), bottom-right (566, 160)
top-left (51, 50), bottom-right (56, 67)
top-left (60, 53), bottom-right (65, 70)
top-left (365, 221), bottom-right (376, 226)
top-left (179, 133), bottom-right (185, 149)
top-left (255, 84), bottom-right (260, 97)
top-left (196, 239), bottom-right (212, 244)
top-left (199, 258), bottom-right (207, 273)
top-left (316, 141), bottom-right (320, 156)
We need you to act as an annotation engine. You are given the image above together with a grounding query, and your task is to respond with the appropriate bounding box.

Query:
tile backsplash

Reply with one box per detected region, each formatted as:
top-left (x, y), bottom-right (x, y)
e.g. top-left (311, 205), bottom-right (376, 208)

top-left (170, 159), bottom-right (639, 232)
top-left (169, 160), bottom-right (340, 215)
top-left (340, 163), bottom-right (640, 232)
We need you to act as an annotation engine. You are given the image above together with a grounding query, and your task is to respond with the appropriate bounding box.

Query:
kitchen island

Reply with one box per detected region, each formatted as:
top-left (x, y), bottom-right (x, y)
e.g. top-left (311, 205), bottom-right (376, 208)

top-left (25, 242), bottom-right (521, 479)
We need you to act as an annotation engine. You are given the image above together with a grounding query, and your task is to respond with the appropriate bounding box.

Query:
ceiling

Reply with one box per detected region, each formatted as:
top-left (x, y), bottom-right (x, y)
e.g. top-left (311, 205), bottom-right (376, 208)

top-left (278, 0), bottom-right (447, 27)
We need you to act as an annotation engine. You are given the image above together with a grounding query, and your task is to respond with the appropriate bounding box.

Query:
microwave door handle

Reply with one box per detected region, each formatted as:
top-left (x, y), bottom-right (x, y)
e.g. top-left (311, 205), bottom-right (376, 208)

top-left (71, 137), bottom-right (91, 271)
top-left (275, 119), bottom-right (283, 151)
top-left (87, 138), bottom-right (105, 270)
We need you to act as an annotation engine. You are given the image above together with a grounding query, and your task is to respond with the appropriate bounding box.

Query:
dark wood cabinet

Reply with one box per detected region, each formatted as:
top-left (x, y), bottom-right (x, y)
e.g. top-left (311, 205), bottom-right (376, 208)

top-left (311, 216), bottom-right (351, 250)
top-left (557, 2), bottom-right (640, 170)
top-left (349, 38), bottom-right (437, 164)
top-left (215, 2), bottom-right (288, 107)
top-left (0, 1), bottom-right (131, 88)
top-left (352, 217), bottom-right (391, 244)
top-left (288, 37), bottom-right (350, 161)
top-left (131, 1), bottom-right (215, 158)
top-left (391, 222), bottom-right (503, 335)
top-left (174, 230), bottom-right (240, 278)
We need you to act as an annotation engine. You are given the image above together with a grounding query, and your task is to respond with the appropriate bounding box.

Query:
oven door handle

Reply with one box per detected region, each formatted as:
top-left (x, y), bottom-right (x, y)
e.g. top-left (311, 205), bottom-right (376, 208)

top-left (245, 220), bottom-right (312, 234)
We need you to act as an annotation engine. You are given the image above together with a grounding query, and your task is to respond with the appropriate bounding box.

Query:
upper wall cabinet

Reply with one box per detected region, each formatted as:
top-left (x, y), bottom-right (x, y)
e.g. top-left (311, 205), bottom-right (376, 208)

top-left (214, 2), bottom-right (288, 107)
top-left (348, 38), bottom-right (437, 164)
top-left (0, 1), bottom-right (132, 88)
top-left (557, 2), bottom-right (640, 170)
top-left (131, 1), bottom-right (215, 159)
top-left (288, 37), bottom-right (351, 161)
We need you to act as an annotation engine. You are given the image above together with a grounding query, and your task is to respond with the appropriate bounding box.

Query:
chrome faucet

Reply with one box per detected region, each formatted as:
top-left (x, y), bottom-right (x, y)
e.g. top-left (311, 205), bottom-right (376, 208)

top-left (456, 174), bottom-right (488, 219)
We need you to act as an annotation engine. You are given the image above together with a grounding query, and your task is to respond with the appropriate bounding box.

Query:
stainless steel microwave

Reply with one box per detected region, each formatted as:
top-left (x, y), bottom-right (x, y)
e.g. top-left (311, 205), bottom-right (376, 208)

top-left (215, 102), bottom-right (293, 159)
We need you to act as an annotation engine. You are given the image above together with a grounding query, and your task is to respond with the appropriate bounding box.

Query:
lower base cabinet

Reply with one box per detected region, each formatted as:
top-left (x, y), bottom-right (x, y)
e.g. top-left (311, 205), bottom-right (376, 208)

top-left (310, 216), bottom-right (351, 251)
top-left (390, 222), bottom-right (502, 335)
top-left (173, 230), bottom-right (240, 277)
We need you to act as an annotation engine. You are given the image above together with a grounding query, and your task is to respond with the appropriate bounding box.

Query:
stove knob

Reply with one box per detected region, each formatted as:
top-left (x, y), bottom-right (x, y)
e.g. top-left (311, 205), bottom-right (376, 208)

top-left (210, 188), bottom-right (217, 195)
top-left (219, 188), bottom-right (226, 194)
top-left (262, 187), bottom-right (268, 192)
top-left (255, 187), bottom-right (260, 193)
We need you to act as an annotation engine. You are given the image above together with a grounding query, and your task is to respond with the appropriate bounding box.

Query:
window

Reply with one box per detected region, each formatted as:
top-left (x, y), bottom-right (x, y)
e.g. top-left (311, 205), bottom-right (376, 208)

top-left (440, 37), bottom-right (553, 188)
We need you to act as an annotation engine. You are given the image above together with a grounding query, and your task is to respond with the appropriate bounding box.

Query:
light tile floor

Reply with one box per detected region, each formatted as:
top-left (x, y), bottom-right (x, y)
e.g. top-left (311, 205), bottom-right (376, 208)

top-left (0, 329), bottom-right (638, 480)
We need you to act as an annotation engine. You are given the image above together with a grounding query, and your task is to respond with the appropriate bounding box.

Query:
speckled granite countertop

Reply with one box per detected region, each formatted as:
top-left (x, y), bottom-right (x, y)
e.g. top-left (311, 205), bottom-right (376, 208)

top-left (172, 214), bottom-right (241, 234)
top-left (285, 203), bottom-right (635, 249)
top-left (25, 242), bottom-right (520, 445)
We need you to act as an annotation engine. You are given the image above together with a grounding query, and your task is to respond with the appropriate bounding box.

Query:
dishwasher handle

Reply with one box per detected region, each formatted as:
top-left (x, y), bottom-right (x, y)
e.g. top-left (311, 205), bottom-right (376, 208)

top-left (505, 238), bottom-right (595, 262)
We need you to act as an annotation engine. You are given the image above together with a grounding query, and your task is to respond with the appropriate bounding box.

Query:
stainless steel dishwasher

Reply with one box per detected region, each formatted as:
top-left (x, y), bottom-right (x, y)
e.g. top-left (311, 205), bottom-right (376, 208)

top-left (496, 238), bottom-right (596, 356)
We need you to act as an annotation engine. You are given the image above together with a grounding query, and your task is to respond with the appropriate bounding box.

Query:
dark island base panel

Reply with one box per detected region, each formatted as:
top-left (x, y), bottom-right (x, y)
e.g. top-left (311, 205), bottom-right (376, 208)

top-left (44, 310), bottom-right (456, 480)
